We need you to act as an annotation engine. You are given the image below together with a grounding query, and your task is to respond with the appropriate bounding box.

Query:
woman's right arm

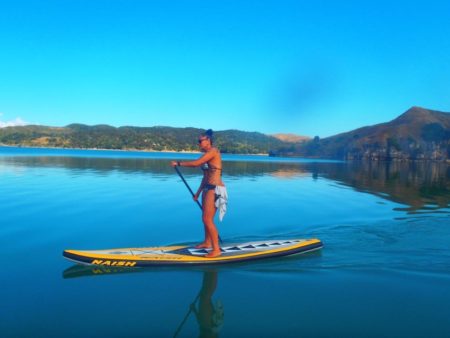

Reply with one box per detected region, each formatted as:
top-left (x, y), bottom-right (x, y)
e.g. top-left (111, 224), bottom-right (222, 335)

top-left (194, 172), bottom-right (207, 201)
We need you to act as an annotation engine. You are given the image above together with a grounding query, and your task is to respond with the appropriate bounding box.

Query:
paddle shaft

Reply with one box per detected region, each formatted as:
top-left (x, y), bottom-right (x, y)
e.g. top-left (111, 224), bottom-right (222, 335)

top-left (174, 165), bottom-right (222, 243)
top-left (174, 165), bottom-right (203, 210)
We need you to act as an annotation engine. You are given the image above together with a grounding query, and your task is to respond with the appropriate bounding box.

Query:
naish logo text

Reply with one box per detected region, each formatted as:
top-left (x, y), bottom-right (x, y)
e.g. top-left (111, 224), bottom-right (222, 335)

top-left (91, 259), bottom-right (136, 267)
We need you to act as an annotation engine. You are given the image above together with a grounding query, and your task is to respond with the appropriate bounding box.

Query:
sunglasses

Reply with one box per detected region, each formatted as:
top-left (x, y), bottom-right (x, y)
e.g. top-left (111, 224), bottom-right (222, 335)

top-left (198, 138), bottom-right (208, 144)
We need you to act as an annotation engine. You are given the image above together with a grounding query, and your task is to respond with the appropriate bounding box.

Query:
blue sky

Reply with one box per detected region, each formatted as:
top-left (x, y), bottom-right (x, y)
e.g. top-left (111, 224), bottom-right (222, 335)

top-left (0, 0), bottom-right (449, 137)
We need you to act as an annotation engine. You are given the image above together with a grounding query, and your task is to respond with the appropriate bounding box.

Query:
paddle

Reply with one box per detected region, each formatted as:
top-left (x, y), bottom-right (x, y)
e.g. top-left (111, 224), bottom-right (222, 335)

top-left (174, 165), bottom-right (223, 243)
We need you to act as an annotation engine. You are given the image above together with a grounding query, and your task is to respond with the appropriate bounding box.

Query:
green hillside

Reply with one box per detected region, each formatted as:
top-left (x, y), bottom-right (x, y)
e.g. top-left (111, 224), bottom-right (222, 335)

top-left (0, 124), bottom-right (288, 154)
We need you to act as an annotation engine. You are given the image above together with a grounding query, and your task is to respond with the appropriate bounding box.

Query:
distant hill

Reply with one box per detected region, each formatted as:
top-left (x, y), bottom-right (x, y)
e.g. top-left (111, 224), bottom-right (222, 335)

top-left (271, 133), bottom-right (310, 143)
top-left (0, 124), bottom-right (289, 155)
top-left (270, 107), bottom-right (450, 161)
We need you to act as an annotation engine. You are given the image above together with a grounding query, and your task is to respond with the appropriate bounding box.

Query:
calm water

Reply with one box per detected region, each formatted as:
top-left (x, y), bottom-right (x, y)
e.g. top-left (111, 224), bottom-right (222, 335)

top-left (1, 147), bottom-right (449, 337)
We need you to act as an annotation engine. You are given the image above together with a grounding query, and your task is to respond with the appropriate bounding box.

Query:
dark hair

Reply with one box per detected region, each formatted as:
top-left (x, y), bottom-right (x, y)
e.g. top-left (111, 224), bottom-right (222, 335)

top-left (202, 129), bottom-right (214, 144)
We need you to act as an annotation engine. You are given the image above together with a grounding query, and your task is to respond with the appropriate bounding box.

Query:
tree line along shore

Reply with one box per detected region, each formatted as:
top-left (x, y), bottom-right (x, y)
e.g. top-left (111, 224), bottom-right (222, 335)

top-left (1, 107), bottom-right (449, 161)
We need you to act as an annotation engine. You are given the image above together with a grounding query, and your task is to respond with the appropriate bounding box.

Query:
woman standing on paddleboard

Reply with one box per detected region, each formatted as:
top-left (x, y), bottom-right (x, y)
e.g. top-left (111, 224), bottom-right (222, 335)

top-left (171, 129), bottom-right (228, 258)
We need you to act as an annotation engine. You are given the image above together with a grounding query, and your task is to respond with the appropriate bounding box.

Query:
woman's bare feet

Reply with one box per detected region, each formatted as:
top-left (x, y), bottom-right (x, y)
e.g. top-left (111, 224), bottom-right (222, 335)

top-left (195, 242), bottom-right (212, 249)
top-left (205, 250), bottom-right (221, 258)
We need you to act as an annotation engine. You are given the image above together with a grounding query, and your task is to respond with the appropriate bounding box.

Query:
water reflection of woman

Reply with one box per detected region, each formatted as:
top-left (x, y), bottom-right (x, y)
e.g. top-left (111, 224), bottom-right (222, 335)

top-left (170, 129), bottom-right (228, 258)
top-left (191, 270), bottom-right (223, 338)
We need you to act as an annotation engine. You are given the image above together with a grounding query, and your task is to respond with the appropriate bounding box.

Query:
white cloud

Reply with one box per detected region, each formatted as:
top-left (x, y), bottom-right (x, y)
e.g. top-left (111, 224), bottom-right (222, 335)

top-left (0, 115), bottom-right (30, 128)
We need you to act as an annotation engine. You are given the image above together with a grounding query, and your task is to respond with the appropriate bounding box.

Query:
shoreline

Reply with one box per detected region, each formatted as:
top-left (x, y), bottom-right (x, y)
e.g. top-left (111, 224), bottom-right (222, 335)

top-left (2, 144), bottom-right (448, 162)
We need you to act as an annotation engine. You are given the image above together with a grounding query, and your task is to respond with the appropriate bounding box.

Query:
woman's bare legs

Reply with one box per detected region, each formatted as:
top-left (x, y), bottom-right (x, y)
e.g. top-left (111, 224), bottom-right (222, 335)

top-left (195, 189), bottom-right (221, 257)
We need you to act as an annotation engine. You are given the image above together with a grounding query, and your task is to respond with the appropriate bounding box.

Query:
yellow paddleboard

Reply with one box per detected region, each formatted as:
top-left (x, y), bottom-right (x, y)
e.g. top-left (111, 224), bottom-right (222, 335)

top-left (63, 238), bottom-right (323, 267)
